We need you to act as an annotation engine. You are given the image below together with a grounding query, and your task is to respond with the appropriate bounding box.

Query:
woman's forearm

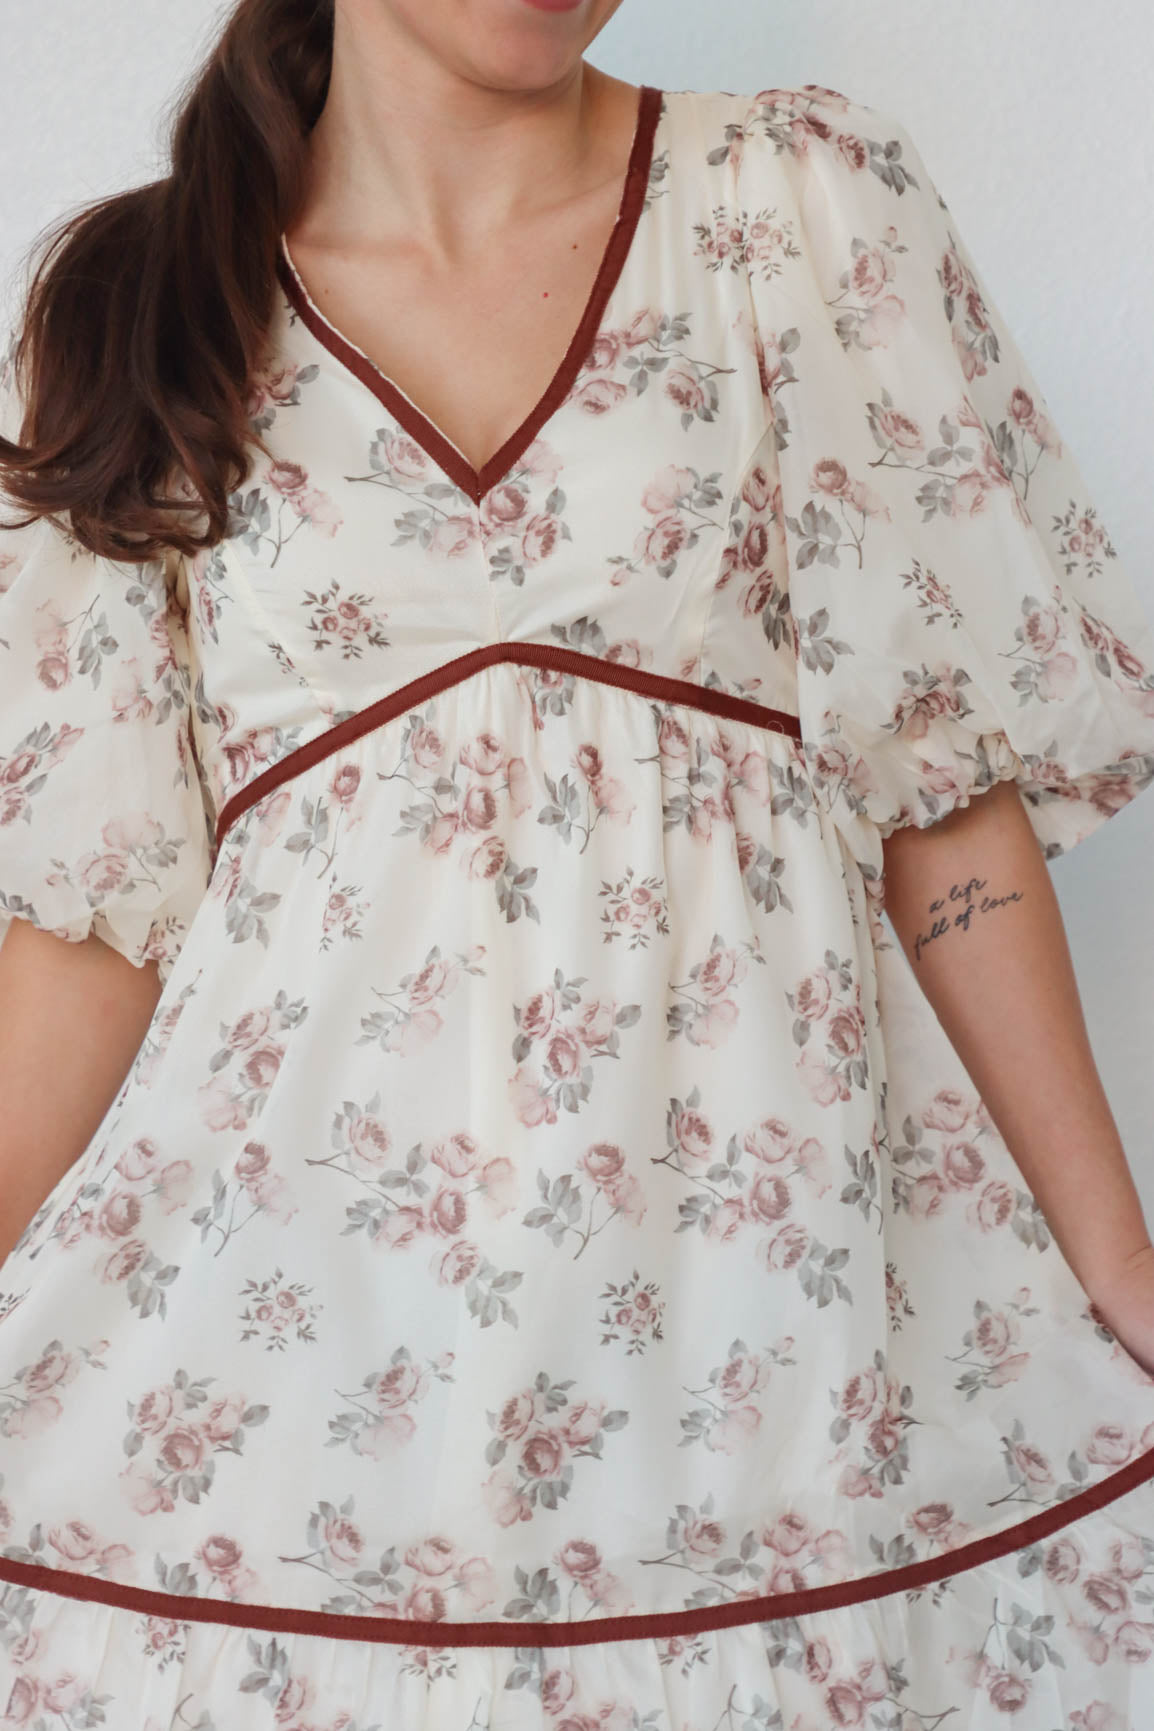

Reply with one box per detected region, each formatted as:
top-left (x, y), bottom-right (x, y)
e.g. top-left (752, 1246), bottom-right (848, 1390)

top-left (0, 920), bottom-right (162, 1265)
top-left (879, 776), bottom-right (1152, 1302)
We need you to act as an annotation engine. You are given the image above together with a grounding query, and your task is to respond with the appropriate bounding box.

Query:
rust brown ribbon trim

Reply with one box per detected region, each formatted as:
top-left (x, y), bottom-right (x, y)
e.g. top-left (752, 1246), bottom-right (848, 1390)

top-left (213, 640), bottom-right (804, 851)
top-left (1, 1443), bottom-right (1152, 1647)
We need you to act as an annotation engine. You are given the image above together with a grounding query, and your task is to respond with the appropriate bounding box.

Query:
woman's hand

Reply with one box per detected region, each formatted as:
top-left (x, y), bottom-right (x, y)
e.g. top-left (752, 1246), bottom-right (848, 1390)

top-left (1086, 1243), bottom-right (1154, 1381)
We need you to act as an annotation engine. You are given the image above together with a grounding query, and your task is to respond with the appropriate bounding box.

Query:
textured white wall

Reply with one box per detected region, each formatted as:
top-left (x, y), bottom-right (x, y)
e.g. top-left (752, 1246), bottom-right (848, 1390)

top-left (2, 1), bottom-right (1152, 1201)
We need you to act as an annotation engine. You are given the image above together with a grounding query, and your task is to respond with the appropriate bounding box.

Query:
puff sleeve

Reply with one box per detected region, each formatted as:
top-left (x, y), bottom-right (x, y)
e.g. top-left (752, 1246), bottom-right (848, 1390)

top-left (0, 339), bottom-right (213, 979)
top-left (737, 87), bottom-right (1154, 867)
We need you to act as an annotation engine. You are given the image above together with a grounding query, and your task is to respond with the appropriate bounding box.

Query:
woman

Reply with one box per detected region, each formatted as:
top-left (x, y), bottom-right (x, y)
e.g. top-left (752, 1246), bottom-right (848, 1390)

top-left (2, 0), bottom-right (1154, 1722)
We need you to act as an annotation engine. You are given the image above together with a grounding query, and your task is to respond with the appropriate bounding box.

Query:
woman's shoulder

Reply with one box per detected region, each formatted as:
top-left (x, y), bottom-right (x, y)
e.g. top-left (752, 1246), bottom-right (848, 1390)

top-left (669, 82), bottom-right (914, 166)
top-left (665, 83), bottom-right (936, 237)
top-left (678, 80), bottom-right (899, 133)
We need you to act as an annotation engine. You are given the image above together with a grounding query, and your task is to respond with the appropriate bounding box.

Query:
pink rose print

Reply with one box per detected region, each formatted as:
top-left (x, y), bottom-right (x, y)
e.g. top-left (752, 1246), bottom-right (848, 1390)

top-left (197, 990), bottom-right (308, 1135)
top-left (119, 1368), bottom-right (269, 1516)
top-left (356, 942), bottom-right (487, 1054)
top-left (651, 705), bottom-right (767, 846)
top-left (951, 1287), bottom-right (1038, 1397)
top-left (679, 1336), bottom-right (797, 1452)
top-left (279, 760), bottom-right (369, 881)
top-left (904, 1498), bottom-right (973, 1554)
top-left (654, 1084), bottom-right (848, 1306)
top-left (186, 539), bottom-right (243, 647)
top-left (694, 199), bottom-right (802, 289)
top-left (284, 1497), bottom-right (499, 1617)
top-left (131, 981), bottom-right (197, 1090)
top-left (1053, 498), bottom-right (1118, 583)
top-left (247, 349), bottom-right (315, 423)
top-left (825, 224), bottom-right (909, 352)
top-left (993, 1414), bottom-right (1154, 1516)
top-left (570, 301), bottom-right (737, 429)
top-left (192, 1138), bottom-right (299, 1250)
top-left (892, 1083), bottom-right (1052, 1248)
top-left (231, 458), bottom-right (342, 564)
top-left (948, 1604), bottom-right (1083, 1715)
top-left (476, 439), bottom-right (568, 588)
top-left (385, 709), bottom-right (540, 921)
top-left (787, 951), bottom-right (869, 1106)
top-left (607, 461), bottom-right (725, 585)
top-left (347, 416), bottom-right (480, 557)
top-left (829, 1351), bottom-right (919, 1496)
top-left (637, 1485), bottom-right (853, 1608)
top-left (872, 390), bottom-right (1024, 524)
top-left (523, 1139), bottom-right (648, 1256)
top-left (784, 453), bottom-right (893, 572)
top-left (538, 737), bottom-right (638, 848)
top-left (0, 719), bottom-right (84, 829)
top-left (666, 932), bottom-right (765, 1047)
top-left (0, 1338), bottom-right (108, 1441)
top-left (481, 1369), bottom-right (628, 1524)
top-left (509, 968), bottom-right (642, 1128)
top-left (308, 1090), bottom-right (523, 1330)
top-left (327, 1345), bottom-right (456, 1459)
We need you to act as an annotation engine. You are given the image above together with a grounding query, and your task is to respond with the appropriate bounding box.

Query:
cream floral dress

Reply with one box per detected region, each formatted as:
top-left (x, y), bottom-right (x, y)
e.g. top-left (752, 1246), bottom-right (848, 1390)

top-left (3, 79), bottom-right (1154, 1731)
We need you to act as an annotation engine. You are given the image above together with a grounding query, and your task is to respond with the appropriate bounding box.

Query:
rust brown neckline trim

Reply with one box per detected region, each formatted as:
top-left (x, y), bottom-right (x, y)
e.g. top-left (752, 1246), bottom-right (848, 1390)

top-left (212, 639), bottom-right (804, 851)
top-left (276, 84), bottom-right (665, 507)
top-left (1, 1445), bottom-right (1153, 1647)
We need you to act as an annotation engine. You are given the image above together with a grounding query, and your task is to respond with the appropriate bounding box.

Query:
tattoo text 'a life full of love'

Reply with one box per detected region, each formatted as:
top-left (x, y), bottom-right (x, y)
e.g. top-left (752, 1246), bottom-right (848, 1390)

top-left (912, 875), bottom-right (1025, 963)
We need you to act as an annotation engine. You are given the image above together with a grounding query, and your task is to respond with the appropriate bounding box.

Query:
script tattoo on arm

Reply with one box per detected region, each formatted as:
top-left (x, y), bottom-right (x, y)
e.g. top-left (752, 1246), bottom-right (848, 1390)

top-left (911, 874), bottom-right (1025, 964)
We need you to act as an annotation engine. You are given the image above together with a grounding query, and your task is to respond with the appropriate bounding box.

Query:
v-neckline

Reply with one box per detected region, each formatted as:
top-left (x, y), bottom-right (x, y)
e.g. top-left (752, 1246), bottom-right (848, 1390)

top-left (275, 83), bottom-right (665, 506)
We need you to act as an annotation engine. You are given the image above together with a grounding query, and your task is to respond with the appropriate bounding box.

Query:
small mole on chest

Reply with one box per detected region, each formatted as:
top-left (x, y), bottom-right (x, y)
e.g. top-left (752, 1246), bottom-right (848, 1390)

top-left (544, 239), bottom-right (581, 297)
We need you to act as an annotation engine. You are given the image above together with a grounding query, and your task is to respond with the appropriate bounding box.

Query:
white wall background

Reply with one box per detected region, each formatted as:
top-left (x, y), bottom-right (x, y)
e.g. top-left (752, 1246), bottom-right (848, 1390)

top-left (2, 0), bottom-right (1152, 1200)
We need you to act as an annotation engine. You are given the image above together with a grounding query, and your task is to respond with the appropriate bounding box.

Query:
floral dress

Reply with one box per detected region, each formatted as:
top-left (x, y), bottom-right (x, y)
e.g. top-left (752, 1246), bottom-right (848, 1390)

top-left (3, 77), bottom-right (1154, 1731)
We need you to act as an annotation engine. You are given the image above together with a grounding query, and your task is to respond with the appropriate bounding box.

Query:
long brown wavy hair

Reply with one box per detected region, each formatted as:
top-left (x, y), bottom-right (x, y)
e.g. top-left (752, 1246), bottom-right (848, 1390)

top-left (0, 0), bottom-right (333, 564)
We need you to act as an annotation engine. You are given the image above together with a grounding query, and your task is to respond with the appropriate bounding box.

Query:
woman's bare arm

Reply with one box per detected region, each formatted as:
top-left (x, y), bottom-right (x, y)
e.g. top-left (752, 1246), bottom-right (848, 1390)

top-left (0, 917), bottom-right (162, 1265)
top-left (881, 778), bottom-right (1154, 1366)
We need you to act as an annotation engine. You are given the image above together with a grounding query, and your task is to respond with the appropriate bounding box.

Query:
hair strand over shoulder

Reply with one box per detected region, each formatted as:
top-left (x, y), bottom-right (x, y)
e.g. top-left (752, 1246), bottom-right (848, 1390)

top-left (0, 0), bottom-right (334, 566)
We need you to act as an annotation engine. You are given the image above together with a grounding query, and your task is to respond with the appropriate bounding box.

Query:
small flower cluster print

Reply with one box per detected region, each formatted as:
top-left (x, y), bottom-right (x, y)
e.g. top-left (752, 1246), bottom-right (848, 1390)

top-left (597, 1268), bottom-right (666, 1355)
top-left (598, 865), bottom-right (670, 949)
top-left (237, 1268), bottom-right (322, 1352)
top-left (299, 580), bottom-right (389, 659)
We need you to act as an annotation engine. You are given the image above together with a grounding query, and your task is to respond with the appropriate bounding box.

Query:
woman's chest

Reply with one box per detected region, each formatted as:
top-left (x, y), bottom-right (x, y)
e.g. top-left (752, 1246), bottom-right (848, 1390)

top-left (184, 95), bottom-right (799, 797)
top-left (215, 301), bottom-right (763, 656)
